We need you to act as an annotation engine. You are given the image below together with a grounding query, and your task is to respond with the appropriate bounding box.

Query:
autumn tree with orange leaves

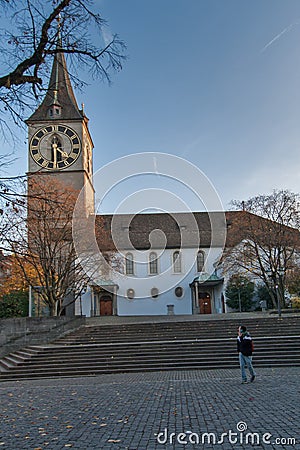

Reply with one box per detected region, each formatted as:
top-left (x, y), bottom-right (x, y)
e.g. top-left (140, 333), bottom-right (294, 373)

top-left (0, 253), bottom-right (39, 317)
top-left (0, 253), bottom-right (38, 299)
top-left (4, 175), bottom-right (112, 316)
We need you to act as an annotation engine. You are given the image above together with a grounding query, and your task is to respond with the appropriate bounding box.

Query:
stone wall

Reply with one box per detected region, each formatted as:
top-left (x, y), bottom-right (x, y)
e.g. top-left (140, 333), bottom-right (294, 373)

top-left (0, 316), bottom-right (86, 358)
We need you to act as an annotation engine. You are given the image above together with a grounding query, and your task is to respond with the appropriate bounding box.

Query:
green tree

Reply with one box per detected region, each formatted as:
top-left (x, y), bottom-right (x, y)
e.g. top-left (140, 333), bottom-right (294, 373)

top-left (0, 290), bottom-right (29, 318)
top-left (225, 275), bottom-right (255, 312)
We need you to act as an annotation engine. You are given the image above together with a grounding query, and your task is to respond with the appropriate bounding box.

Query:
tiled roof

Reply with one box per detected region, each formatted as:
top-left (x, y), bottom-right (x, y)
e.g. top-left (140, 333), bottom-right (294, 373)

top-left (95, 210), bottom-right (300, 251)
top-left (96, 211), bottom-right (228, 251)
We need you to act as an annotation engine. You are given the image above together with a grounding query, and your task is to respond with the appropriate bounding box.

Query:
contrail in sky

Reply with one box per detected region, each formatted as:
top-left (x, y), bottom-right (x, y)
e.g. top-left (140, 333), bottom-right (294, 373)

top-left (260, 22), bottom-right (299, 53)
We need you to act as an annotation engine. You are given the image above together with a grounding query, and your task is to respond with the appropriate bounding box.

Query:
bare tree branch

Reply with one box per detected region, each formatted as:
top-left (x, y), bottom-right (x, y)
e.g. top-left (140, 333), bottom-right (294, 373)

top-left (0, 0), bottom-right (126, 129)
top-left (223, 190), bottom-right (300, 308)
top-left (3, 176), bottom-right (117, 315)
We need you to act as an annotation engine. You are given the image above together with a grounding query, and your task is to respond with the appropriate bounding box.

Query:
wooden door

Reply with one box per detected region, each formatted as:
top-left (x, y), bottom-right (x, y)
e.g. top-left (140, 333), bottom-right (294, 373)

top-left (100, 295), bottom-right (113, 316)
top-left (199, 293), bottom-right (212, 314)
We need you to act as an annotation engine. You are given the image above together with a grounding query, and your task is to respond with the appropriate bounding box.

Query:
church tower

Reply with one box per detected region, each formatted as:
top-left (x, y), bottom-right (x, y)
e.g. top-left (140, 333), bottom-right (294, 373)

top-left (26, 37), bottom-right (94, 215)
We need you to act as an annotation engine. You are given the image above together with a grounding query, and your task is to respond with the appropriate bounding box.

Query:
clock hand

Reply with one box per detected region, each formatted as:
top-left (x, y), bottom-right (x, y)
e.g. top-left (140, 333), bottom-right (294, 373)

top-left (52, 142), bottom-right (68, 158)
top-left (57, 149), bottom-right (68, 158)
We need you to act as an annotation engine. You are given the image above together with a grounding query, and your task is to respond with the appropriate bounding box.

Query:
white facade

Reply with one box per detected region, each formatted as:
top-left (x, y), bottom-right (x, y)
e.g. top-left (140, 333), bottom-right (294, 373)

top-left (75, 245), bottom-right (225, 317)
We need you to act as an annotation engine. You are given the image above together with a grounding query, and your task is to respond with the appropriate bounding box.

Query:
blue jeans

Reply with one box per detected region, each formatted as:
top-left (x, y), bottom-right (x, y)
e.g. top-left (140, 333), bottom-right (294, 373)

top-left (239, 353), bottom-right (256, 381)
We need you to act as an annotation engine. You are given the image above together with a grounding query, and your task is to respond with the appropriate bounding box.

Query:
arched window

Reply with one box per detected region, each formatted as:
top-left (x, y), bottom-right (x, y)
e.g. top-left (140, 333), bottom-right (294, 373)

top-left (149, 252), bottom-right (158, 274)
top-left (173, 250), bottom-right (182, 273)
top-left (125, 253), bottom-right (134, 275)
top-left (197, 250), bottom-right (205, 272)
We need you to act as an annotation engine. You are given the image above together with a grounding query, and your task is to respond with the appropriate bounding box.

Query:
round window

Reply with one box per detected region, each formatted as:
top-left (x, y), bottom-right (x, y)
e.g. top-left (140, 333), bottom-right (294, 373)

top-left (127, 288), bottom-right (135, 299)
top-left (151, 287), bottom-right (159, 298)
top-left (175, 286), bottom-right (183, 298)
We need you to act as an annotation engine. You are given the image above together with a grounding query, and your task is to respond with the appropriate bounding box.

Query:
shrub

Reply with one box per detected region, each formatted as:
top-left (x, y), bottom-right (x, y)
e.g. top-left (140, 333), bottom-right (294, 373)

top-left (0, 290), bottom-right (29, 318)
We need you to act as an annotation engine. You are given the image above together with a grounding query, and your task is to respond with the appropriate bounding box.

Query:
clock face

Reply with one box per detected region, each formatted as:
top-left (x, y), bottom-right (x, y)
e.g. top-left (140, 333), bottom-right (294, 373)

top-left (29, 125), bottom-right (81, 170)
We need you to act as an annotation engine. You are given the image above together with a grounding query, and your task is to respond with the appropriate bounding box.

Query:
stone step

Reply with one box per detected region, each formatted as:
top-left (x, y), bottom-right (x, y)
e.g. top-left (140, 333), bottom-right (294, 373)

top-left (14, 348), bottom-right (300, 363)
top-left (28, 335), bottom-right (300, 349)
top-left (2, 345), bottom-right (299, 372)
top-left (2, 360), bottom-right (300, 381)
top-left (56, 320), bottom-right (300, 344)
top-left (1, 316), bottom-right (300, 381)
top-left (65, 316), bottom-right (300, 326)
top-left (9, 355), bottom-right (300, 374)
top-left (76, 321), bottom-right (300, 330)
top-left (0, 353), bottom-right (26, 367)
top-left (15, 337), bottom-right (300, 358)
top-left (59, 329), bottom-right (300, 341)
top-left (3, 353), bottom-right (300, 370)
top-left (16, 350), bottom-right (297, 365)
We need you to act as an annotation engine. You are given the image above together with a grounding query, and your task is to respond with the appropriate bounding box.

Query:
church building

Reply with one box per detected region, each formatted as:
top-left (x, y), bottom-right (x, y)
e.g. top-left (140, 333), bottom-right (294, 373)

top-left (26, 42), bottom-right (246, 317)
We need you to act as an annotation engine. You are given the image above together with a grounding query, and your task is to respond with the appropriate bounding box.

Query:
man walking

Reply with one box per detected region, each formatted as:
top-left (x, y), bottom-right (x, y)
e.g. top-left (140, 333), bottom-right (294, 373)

top-left (237, 325), bottom-right (256, 384)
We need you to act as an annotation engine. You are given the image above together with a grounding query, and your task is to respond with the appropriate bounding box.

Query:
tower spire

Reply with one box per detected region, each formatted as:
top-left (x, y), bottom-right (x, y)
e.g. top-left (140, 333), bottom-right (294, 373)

top-left (56, 13), bottom-right (62, 49)
top-left (27, 21), bottom-right (83, 122)
top-left (52, 14), bottom-right (62, 106)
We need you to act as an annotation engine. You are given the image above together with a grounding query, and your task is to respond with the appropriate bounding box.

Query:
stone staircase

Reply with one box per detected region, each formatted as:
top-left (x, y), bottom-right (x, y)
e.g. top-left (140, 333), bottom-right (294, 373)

top-left (1, 315), bottom-right (300, 381)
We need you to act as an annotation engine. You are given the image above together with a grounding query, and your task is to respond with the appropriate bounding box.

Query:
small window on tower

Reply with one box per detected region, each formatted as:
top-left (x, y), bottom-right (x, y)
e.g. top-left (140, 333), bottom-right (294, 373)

top-left (55, 108), bottom-right (60, 115)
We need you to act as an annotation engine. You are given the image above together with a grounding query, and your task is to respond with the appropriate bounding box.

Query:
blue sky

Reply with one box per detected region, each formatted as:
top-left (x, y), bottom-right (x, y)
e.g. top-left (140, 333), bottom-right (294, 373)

top-left (2, 0), bottom-right (300, 213)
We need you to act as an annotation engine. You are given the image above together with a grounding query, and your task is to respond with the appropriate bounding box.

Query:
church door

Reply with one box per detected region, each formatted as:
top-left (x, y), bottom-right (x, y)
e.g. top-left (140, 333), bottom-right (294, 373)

top-left (100, 295), bottom-right (113, 316)
top-left (199, 292), bottom-right (212, 314)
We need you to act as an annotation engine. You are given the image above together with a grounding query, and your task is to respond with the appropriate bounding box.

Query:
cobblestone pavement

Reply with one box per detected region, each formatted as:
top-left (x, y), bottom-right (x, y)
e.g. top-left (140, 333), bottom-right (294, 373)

top-left (0, 367), bottom-right (299, 450)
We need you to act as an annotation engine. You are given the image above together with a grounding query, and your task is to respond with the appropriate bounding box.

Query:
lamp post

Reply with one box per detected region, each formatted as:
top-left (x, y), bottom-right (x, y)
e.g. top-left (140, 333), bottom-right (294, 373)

top-left (74, 285), bottom-right (87, 317)
top-left (237, 288), bottom-right (241, 313)
top-left (275, 281), bottom-right (281, 319)
top-left (29, 285), bottom-right (32, 317)
top-left (277, 268), bottom-right (284, 318)
top-left (236, 281), bottom-right (244, 313)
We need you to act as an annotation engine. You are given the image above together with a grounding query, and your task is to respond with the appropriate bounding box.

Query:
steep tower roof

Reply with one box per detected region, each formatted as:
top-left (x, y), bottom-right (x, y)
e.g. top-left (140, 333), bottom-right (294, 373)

top-left (27, 40), bottom-right (83, 122)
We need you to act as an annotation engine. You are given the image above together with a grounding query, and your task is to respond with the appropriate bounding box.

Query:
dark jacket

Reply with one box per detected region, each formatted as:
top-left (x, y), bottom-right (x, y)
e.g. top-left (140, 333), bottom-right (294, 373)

top-left (237, 332), bottom-right (254, 356)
